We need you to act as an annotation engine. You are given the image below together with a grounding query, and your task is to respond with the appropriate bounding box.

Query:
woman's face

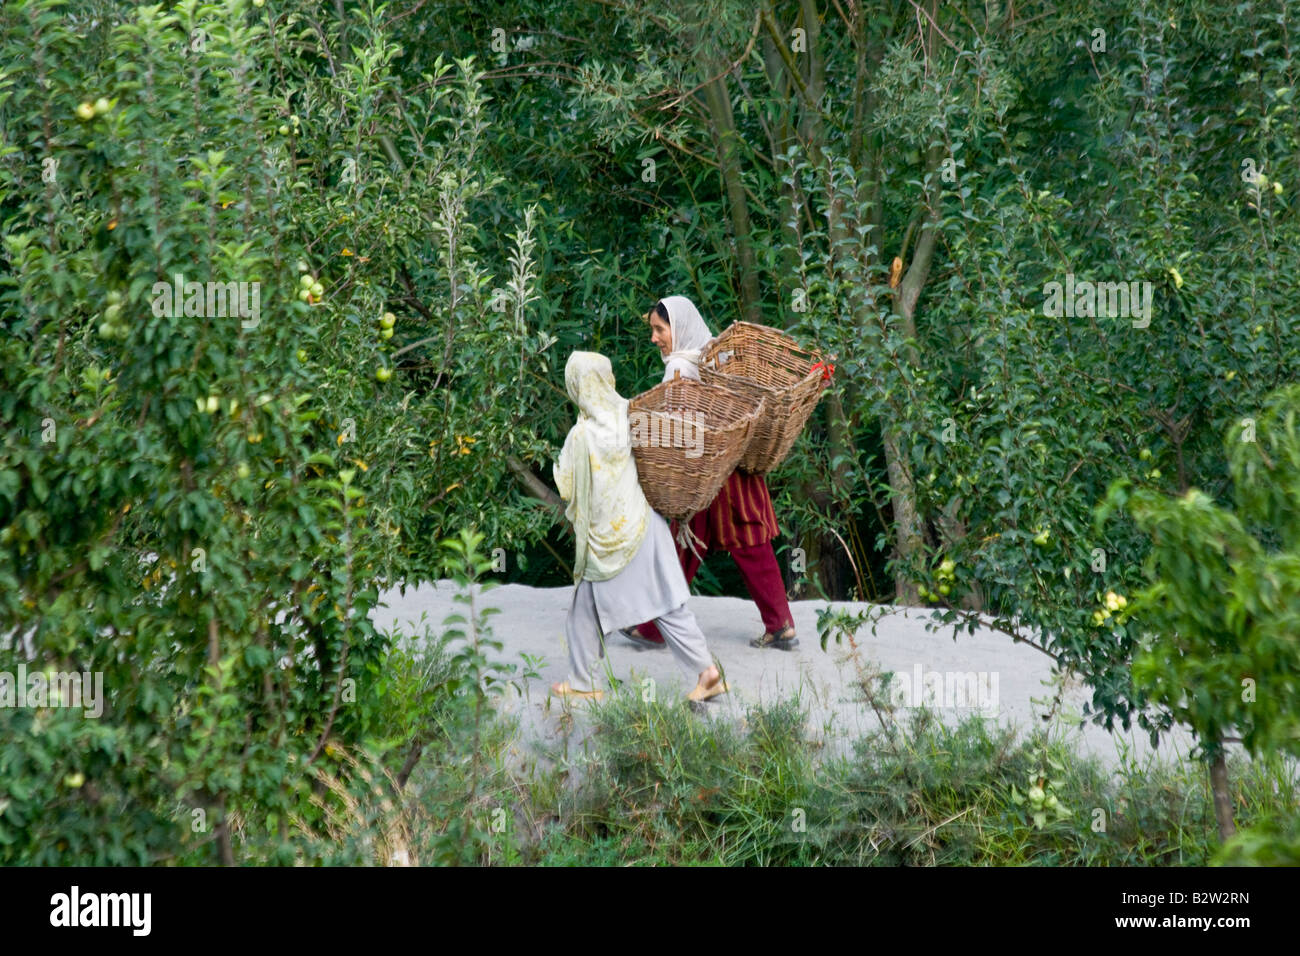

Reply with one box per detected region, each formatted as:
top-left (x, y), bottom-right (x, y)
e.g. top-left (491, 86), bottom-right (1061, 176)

top-left (649, 313), bottom-right (672, 356)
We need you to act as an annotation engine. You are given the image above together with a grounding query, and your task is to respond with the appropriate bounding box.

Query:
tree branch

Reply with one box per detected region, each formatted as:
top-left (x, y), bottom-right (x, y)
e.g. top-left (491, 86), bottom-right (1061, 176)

top-left (506, 455), bottom-right (563, 511)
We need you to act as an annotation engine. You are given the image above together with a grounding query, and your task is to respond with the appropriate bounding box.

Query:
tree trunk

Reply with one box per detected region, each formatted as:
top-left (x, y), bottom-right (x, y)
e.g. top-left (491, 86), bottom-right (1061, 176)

top-left (760, 3), bottom-right (938, 603)
top-left (1209, 749), bottom-right (1236, 844)
top-left (937, 497), bottom-right (980, 610)
top-left (881, 153), bottom-right (944, 600)
top-left (701, 68), bottom-right (762, 324)
top-left (881, 426), bottom-right (923, 603)
top-left (798, 529), bottom-right (823, 599)
top-left (506, 455), bottom-right (563, 512)
top-left (761, 32), bottom-right (800, 309)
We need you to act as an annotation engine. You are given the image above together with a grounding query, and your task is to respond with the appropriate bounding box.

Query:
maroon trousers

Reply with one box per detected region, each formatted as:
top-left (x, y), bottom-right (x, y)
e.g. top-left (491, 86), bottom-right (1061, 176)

top-left (635, 472), bottom-right (794, 643)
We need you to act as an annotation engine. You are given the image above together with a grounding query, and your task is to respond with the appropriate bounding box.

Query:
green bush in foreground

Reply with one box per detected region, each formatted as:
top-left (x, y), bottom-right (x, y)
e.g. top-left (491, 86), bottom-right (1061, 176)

top-left (1099, 383), bottom-right (1300, 845)
top-left (406, 688), bottom-right (1296, 867)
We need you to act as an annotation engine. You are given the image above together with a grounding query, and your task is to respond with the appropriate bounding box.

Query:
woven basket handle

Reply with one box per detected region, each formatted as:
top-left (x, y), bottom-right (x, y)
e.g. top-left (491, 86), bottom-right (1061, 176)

top-left (675, 522), bottom-right (707, 562)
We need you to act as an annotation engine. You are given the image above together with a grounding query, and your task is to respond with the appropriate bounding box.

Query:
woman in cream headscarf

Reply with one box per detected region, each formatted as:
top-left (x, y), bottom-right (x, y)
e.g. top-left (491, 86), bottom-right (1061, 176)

top-left (624, 296), bottom-right (799, 651)
top-left (551, 351), bottom-right (727, 702)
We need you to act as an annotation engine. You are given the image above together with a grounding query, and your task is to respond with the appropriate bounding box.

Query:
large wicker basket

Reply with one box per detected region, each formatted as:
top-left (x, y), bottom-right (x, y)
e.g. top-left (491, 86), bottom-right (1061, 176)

top-left (628, 374), bottom-right (764, 521)
top-left (700, 321), bottom-right (830, 474)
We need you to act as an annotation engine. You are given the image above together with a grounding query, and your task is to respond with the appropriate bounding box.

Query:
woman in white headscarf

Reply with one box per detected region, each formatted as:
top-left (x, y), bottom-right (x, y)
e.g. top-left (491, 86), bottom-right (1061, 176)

top-left (623, 296), bottom-right (799, 652)
top-left (655, 294), bottom-right (715, 383)
top-left (551, 351), bottom-right (727, 702)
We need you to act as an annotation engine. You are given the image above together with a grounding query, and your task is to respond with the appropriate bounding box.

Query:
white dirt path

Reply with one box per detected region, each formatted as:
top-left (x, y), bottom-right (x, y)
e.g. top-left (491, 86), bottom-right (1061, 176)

top-left (371, 580), bottom-right (1201, 773)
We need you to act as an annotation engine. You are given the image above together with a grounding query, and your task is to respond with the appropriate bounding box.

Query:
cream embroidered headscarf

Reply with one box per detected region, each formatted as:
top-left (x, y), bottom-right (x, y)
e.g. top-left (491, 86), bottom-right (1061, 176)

top-left (658, 295), bottom-right (714, 383)
top-left (553, 351), bottom-right (650, 583)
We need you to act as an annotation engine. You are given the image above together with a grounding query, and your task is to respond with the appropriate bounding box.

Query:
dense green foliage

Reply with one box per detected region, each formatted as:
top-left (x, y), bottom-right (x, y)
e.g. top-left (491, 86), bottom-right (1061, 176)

top-left (0, 0), bottom-right (548, 863)
top-left (1102, 385), bottom-right (1300, 766)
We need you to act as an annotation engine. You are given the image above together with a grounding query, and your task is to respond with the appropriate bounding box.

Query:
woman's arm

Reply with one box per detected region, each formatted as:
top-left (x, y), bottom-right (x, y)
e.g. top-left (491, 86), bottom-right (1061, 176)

top-left (553, 425), bottom-right (578, 502)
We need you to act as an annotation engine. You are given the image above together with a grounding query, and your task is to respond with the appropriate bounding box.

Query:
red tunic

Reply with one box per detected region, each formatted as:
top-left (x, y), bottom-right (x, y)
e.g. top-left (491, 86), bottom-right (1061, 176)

top-left (680, 469), bottom-right (779, 552)
top-left (637, 469), bottom-right (792, 643)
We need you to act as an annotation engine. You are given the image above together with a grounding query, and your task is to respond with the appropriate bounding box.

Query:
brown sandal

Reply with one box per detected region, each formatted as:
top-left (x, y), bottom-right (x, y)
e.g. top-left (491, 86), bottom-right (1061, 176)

top-left (687, 677), bottom-right (730, 703)
top-left (550, 681), bottom-right (605, 701)
top-left (749, 624), bottom-right (798, 650)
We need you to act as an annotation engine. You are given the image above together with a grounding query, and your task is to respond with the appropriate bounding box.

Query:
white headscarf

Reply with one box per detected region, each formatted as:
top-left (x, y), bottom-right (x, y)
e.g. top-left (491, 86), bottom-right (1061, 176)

top-left (658, 295), bottom-right (713, 382)
top-left (553, 351), bottom-right (650, 582)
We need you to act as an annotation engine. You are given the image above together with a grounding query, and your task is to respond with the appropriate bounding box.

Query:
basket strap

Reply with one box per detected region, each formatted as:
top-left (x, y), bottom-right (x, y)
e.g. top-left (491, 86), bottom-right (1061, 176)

top-left (675, 521), bottom-right (707, 563)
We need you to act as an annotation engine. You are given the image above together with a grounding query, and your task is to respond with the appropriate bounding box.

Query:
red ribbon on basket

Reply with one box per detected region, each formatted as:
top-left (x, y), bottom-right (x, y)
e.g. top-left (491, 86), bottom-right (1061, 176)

top-left (810, 361), bottom-right (835, 382)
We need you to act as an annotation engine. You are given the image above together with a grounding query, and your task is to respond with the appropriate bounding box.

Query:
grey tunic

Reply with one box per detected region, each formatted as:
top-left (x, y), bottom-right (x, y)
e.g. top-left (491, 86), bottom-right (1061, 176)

top-left (563, 509), bottom-right (713, 692)
top-left (588, 509), bottom-right (688, 633)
